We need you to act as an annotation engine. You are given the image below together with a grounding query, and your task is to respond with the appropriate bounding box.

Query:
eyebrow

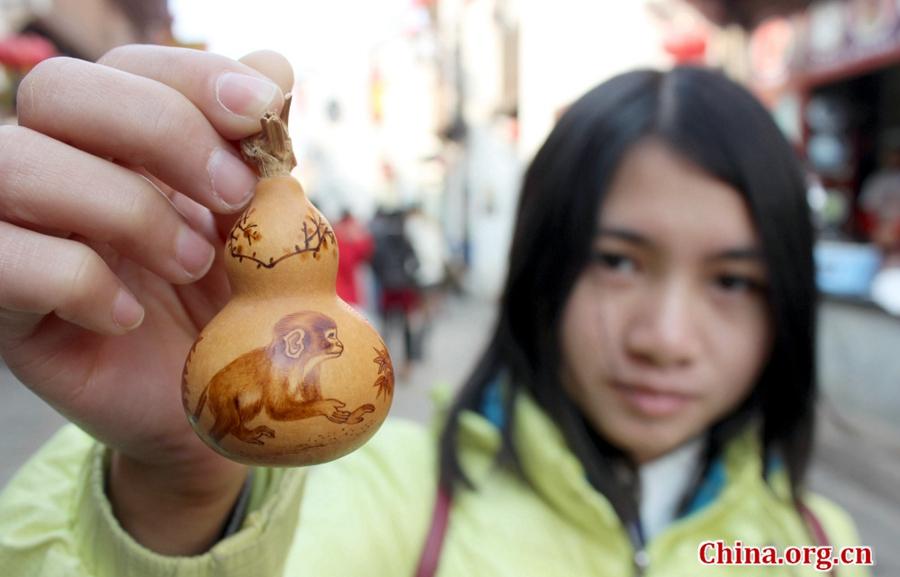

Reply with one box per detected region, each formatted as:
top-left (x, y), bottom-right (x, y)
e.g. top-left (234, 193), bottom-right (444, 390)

top-left (708, 248), bottom-right (764, 262)
top-left (595, 227), bottom-right (764, 262)
top-left (595, 227), bottom-right (652, 247)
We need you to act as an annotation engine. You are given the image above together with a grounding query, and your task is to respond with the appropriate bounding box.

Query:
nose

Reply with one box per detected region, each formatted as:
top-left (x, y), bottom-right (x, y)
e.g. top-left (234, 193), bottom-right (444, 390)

top-left (624, 280), bottom-right (700, 368)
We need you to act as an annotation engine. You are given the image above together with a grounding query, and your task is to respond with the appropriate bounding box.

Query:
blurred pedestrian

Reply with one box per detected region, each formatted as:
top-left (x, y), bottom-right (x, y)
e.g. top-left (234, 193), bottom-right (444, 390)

top-left (404, 203), bottom-right (450, 356)
top-left (332, 208), bottom-right (373, 310)
top-left (0, 47), bottom-right (869, 577)
top-left (370, 207), bottom-right (422, 378)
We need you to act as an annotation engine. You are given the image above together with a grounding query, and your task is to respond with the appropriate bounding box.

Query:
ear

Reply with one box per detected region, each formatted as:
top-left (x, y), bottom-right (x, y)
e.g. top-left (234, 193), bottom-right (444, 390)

top-left (283, 328), bottom-right (306, 358)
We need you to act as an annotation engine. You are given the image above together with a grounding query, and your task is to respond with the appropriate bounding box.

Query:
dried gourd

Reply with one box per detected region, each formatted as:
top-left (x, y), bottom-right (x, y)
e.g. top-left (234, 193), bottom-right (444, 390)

top-left (182, 96), bottom-right (394, 466)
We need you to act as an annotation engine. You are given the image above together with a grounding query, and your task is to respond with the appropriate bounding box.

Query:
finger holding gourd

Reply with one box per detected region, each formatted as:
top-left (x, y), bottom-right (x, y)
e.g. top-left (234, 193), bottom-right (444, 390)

top-left (17, 56), bottom-right (257, 214)
top-left (182, 96), bottom-right (394, 466)
top-left (95, 46), bottom-right (297, 243)
top-left (0, 220), bottom-right (145, 337)
top-left (97, 45), bottom-right (290, 141)
top-left (0, 126), bottom-right (215, 284)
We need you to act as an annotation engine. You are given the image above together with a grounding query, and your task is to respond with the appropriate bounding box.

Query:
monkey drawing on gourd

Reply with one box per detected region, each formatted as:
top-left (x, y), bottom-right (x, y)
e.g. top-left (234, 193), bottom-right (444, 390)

top-left (190, 311), bottom-right (376, 445)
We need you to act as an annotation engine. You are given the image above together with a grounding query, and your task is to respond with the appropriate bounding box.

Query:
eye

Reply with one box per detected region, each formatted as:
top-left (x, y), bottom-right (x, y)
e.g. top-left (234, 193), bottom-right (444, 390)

top-left (715, 274), bottom-right (765, 294)
top-left (591, 251), bottom-right (638, 274)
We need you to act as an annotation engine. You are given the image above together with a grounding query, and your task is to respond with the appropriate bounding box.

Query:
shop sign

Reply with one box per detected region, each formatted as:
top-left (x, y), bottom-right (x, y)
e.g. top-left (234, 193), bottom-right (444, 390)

top-left (807, 0), bottom-right (850, 63)
top-left (800, 0), bottom-right (900, 68)
top-left (847, 0), bottom-right (898, 53)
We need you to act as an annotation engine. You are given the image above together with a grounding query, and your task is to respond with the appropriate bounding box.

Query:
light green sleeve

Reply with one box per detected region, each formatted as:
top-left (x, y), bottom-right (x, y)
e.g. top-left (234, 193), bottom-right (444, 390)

top-left (0, 424), bottom-right (306, 577)
top-left (282, 419), bottom-right (437, 575)
top-left (0, 420), bottom-right (437, 577)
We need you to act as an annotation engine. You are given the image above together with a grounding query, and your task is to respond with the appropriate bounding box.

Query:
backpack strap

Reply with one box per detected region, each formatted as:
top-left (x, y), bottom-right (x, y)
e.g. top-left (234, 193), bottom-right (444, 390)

top-left (797, 499), bottom-right (837, 577)
top-left (414, 485), bottom-right (452, 577)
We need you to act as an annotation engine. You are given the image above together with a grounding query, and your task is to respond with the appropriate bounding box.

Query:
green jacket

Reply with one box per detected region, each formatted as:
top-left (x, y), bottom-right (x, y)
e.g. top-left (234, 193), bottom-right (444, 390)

top-left (0, 391), bottom-right (870, 577)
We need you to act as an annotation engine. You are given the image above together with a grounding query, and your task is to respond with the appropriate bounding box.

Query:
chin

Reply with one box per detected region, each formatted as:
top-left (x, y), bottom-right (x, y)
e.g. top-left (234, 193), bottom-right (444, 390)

top-left (600, 419), bottom-right (693, 463)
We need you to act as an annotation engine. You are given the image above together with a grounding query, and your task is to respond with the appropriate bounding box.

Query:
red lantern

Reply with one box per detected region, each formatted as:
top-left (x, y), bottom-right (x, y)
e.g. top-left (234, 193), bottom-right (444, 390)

top-left (663, 30), bottom-right (708, 64)
top-left (0, 34), bottom-right (57, 72)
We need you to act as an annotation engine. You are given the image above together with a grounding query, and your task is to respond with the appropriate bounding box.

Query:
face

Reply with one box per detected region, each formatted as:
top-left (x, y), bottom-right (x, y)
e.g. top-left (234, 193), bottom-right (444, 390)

top-left (323, 327), bottom-right (344, 357)
top-left (560, 140), bottom-right (773, 464)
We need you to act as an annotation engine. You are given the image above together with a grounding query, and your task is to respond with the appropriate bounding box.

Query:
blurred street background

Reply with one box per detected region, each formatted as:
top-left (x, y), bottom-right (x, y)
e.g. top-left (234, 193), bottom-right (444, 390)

top-left (2, 0), bottom-right (900, 574)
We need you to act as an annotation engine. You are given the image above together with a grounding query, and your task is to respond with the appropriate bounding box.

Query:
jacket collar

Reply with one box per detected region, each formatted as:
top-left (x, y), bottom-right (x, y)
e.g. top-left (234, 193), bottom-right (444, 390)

top-left (445, 385), bottom-right (771, 541)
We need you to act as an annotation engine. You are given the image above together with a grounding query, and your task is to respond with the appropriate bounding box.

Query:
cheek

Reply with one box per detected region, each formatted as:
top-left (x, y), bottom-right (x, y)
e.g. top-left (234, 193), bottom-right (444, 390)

top-left (705, 305), bottom-right (772, 409)
top-left (559, 278), bottom-right (614, 402)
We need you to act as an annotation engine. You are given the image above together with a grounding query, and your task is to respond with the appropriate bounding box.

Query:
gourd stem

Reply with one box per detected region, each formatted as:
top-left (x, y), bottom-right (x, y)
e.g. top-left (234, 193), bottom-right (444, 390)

top-left (240, 93), bottom-right (297, 177)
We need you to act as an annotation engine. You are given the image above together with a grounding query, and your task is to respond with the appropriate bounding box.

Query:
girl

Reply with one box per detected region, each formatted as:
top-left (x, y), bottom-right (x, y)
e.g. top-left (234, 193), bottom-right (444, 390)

top-left (0, 47), bottom-right (867, 576)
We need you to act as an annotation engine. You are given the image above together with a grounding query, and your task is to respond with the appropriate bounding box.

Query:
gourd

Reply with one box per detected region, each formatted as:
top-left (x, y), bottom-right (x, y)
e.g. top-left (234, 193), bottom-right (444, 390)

top-left (181, 96), bottom-right (393, 466)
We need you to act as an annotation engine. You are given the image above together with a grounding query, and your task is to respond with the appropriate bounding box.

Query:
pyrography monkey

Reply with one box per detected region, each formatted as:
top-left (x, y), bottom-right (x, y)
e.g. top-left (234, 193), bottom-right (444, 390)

top-left (190, 311), bottom-right (375, 445)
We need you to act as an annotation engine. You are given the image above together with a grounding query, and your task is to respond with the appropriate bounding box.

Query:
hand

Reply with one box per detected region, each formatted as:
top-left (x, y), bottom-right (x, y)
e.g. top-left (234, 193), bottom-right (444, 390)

top-left (0, 45), bottom-right (293, 553)
top-left (322, 399), bottom-right (351, 423)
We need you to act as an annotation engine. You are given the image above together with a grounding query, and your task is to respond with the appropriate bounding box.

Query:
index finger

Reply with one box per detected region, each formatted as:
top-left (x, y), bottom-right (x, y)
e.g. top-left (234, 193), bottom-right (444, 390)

top-left (16, 47), bottom-right (294, 217)
top-left (98, 45), bottom-right (293, 141)
top-left (15, 57), bottom-right (247, 214)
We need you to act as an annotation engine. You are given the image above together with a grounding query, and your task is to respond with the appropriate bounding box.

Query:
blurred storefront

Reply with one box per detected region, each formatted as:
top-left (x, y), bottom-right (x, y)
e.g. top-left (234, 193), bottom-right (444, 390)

top-left (431, 0), bottom-right (523, 298)
top-left (678, 0), bottom-right (900, 314)
top-left (372, 0), bottom-right (677, 297)
top-left (433, 0), bottom-right (671, 298)
top-left (747, 0), bottom-right (900, 312)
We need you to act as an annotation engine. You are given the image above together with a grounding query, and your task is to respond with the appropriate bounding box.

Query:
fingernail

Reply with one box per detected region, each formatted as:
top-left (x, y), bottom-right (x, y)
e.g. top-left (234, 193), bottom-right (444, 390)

top-left (112, 289), bottom-right (144, 331)
top-left (216, 72), bottom-right (280, 119)
top-left (208, 148), bottom-right (256, 210)
top-left (175, 226), bottom-right (215, 279)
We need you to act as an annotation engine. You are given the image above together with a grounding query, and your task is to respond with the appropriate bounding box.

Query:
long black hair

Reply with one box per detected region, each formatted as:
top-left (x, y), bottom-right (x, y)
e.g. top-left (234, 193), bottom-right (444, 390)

top-left (438, 67), bottom-right (817, 523)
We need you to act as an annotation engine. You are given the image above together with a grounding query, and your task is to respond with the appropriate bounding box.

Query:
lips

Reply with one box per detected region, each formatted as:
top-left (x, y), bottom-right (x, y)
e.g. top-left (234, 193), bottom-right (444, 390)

top-left (612, 380), bottom-right (697, 418)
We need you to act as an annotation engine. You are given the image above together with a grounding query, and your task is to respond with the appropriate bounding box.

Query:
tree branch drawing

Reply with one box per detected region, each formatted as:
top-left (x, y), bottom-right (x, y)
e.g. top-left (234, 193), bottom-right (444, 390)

top-left (233, 208), bottom-right (262, 246)
top-left (228, 210), bottom-right (336, 269)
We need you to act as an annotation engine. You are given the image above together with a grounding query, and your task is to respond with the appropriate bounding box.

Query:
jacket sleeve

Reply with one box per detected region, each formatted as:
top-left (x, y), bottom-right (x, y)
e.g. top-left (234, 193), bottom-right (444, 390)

top-left (1, 419), bottom-right (437, 577)
top-left (281, 419), bottom-right (436, 576)
top-left (0, 424), bottom-right (306, 577)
